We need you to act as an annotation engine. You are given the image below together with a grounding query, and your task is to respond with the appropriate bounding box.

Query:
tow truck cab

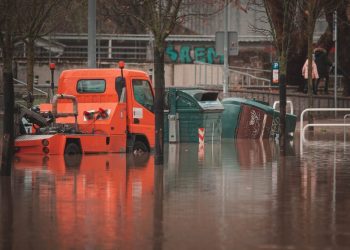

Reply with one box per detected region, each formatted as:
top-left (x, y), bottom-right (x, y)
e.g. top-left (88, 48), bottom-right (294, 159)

top-left (15, 65), bottom-right (155, 155)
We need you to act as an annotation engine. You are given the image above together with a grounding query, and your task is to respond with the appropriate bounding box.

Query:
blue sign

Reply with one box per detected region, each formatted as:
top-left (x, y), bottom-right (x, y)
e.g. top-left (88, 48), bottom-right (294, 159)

top-left (272, 62), bottom-right (279, 70)
top-left (272, 62), bottom-right (279, 84)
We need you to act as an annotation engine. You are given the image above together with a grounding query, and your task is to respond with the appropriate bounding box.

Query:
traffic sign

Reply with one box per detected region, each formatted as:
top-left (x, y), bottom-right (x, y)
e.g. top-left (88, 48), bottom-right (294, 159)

top-left (272, 62), bottom-right (279, 84)
top-left (215, 31), bottom-right (239, 56)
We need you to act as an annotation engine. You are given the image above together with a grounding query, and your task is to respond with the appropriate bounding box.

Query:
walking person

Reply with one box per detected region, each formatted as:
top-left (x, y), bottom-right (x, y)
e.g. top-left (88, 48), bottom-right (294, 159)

top-left (302, 55), bottom-right (319, 94)
top-left (314, 47), bottom-right (332, 94)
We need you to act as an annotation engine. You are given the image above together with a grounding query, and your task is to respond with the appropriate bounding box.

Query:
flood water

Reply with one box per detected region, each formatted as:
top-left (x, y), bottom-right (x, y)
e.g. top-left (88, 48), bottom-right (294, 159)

top-left (1, 134), bottom-right (350, 250)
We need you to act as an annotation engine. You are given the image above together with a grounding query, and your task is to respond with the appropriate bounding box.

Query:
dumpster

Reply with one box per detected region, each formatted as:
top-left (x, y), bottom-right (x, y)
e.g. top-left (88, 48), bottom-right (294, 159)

top-left (164, 88), bottom-right (224, 143)
top-left (222, 97), bottom-right (296, 139)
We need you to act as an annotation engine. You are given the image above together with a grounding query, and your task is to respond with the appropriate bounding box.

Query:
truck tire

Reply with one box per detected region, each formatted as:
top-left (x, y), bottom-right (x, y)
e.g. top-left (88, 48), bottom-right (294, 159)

top-left (133, 141), bottom-right (148, 156)
top-left (64, 154), bottom-right (82, 168)
top-left (64, 142), bottom-right (82, 155)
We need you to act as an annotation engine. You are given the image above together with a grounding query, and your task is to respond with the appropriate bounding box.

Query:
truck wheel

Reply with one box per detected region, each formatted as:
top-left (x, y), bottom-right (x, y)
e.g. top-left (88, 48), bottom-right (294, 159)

top-left (133, 141), bottom-right (148, 156)
top-left (64, 142), bottom-right (81, 155)
top-left (64, 154), bottom-right (82, 168)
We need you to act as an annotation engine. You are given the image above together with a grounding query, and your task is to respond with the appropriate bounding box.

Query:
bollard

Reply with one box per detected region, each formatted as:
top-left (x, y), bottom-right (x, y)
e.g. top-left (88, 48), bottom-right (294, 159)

top-left (198, 128), bottom-right (205, 144)
top-left (198, 127), bottom-right (205, 163)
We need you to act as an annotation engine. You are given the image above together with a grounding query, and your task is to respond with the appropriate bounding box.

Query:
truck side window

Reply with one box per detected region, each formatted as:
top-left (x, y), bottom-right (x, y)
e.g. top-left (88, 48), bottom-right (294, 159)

top-left (77, 79), bottom-right (106, 93)
top-left (132, 79), bottom-right (154, 112)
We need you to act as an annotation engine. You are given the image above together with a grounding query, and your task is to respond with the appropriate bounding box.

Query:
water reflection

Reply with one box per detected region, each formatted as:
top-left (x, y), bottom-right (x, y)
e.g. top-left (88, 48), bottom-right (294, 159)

top-left (11, 153), bottom-right (157, 249)
top-left (0, 177), bottom-right (12, 250)
top-left (3, 137), bottom-right (350, 249)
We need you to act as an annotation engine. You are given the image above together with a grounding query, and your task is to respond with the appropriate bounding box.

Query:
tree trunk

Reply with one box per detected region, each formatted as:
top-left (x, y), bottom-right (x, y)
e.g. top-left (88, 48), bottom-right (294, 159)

top-left (264, 0), bottom-right (306, 89)
top-left (0, 1), bottom-right (16, 176)
top-left (1, 70), bottom-right (15, 176)
top-left (279, 73), bottom-right (286, 154)
top-left (279, 51), bottom-right (287, 154)
top-left (26, 38), bottom-right (35, 108)
top-left (154, 47), bottom-right (165, 165)
top-left (337, 3), bottom-right (350, 96)
top-left (0, 176), bottom-right (13, 248)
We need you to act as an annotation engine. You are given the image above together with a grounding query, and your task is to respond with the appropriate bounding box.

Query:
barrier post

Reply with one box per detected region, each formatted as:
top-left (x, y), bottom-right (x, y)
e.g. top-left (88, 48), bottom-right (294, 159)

top-left (198, 128), bottom-right (205, 144)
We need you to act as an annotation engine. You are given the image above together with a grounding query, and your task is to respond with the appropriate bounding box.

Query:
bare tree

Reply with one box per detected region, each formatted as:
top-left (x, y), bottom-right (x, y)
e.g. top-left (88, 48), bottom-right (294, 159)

top-left (0, 0), bottom-right (72, 174)
top-left (0, 0), bottom-right (20, 175)
top-left (260, 0), bottom-right (299, 151)
top-left (302, 0), bottom-right (338, 120)
top-left (99, 0), bottom-right (188, 164)
top-left (100, 0), bottom-right (228, 164)
top-left (16, 0), bottom-right (70, 108)
top-left (254, 0), bottom-right (340, 148)
top-left (317, 1), bottom-right (350, 97)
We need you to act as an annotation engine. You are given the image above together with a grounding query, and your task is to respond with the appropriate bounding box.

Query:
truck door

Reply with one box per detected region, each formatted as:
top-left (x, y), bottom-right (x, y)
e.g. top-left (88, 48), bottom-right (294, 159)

top-left (129, 78), bottom-right (154, 144)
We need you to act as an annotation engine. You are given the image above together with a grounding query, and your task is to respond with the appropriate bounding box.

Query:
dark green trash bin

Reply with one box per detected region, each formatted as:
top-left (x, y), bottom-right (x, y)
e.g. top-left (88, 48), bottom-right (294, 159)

top-left (164, 88), bottom-right (224, 143)
top-left (270, 111), bottom-right (297, 137)
top-left (221, 97), bottom-right (296, 139)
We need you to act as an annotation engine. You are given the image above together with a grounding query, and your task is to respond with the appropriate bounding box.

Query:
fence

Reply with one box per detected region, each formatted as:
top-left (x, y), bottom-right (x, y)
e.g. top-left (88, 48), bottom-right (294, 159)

top-left (299, 108), bottom-right (350, 154)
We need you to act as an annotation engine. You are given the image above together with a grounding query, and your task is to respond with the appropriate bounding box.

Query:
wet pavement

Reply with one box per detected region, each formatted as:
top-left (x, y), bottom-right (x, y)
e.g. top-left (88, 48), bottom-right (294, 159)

top-left (1, 135), bottom-right (350, 249)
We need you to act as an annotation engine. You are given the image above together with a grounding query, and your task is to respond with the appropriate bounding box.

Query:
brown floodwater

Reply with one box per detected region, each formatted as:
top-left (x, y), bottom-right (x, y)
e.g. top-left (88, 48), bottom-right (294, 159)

top-left (1, 134), bottom-right (350, 249)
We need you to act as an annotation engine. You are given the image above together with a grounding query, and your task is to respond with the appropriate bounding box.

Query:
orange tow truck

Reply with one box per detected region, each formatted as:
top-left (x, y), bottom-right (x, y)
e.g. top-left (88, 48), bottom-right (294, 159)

top-left (15, 62), bottom-right (155, 155)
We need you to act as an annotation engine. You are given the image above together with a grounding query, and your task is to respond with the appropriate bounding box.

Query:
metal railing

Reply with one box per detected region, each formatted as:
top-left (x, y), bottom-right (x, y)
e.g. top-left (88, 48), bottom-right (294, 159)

top-left (300, 108), bottom-right (350, 154)
top-left (229, 68), bottom-right (270, 87)
top-left (194, 61), bottom-right (271, 88)
top-left (344, 114), bottom-right (350, 145)
top-left (273, 100), bottom-right (294, 114)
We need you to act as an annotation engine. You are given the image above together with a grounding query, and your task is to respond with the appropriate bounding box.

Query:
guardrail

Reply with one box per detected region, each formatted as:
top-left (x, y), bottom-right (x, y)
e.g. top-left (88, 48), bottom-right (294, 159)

top-left (300, 108), bottom-right (350, 154)
top-left (229, 68), bottom-right (270, 87)
top-left (194, 61), bottom-right (271, 87)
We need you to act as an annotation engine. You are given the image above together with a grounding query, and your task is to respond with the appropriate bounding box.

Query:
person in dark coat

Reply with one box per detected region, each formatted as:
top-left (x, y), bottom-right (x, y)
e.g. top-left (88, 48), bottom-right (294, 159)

top-left (314, 48), bottom-right (332, 94)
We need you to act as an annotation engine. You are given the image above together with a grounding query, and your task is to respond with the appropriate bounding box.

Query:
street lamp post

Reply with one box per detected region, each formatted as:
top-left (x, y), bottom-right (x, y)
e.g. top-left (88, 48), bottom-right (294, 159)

top-left (223, 0), bottom-right (228, 96)
top-left (88, 0), bottom-right (96, 68)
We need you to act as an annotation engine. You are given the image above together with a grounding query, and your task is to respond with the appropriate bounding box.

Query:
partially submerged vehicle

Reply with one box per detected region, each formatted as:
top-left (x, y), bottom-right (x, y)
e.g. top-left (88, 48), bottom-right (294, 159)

top-left (15, 62), bottom-right (155, 155)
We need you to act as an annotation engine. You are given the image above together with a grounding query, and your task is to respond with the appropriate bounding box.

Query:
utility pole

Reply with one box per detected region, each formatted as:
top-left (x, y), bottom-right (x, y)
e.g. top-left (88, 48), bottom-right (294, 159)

top-left (88, 0), bottom-right (96, 68)
top-left (223, 0), bottom-right (229, 96)
top-left (333, 10), bottom-right (338, 116)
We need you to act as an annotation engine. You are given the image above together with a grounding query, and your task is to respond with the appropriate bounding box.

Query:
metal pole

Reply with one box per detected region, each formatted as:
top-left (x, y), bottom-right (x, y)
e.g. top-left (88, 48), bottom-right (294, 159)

top-left (108, 39), bottom-right (112, 59)
top-left (88, 0), bottom-right (96, 68)
top-left (51, 69), bottom-right (54, 96)
top-left (334, 11), bottom-right (338, 116)
top-left (223, 0), bottom-right (228, 95)
top-left (194, 63), bottom-right (197, 86)
top-left (48, 34), bottom-right (51, 61)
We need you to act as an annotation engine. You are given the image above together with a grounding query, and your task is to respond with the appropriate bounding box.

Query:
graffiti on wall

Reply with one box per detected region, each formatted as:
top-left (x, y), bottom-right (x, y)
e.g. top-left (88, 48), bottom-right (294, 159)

top-left (165, 45), bottom-right (224, 64)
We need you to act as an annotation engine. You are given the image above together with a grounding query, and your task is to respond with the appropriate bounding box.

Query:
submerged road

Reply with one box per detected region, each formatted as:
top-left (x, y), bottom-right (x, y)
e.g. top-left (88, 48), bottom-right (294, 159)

top-left (1, 135), bottom-right (350, 249)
